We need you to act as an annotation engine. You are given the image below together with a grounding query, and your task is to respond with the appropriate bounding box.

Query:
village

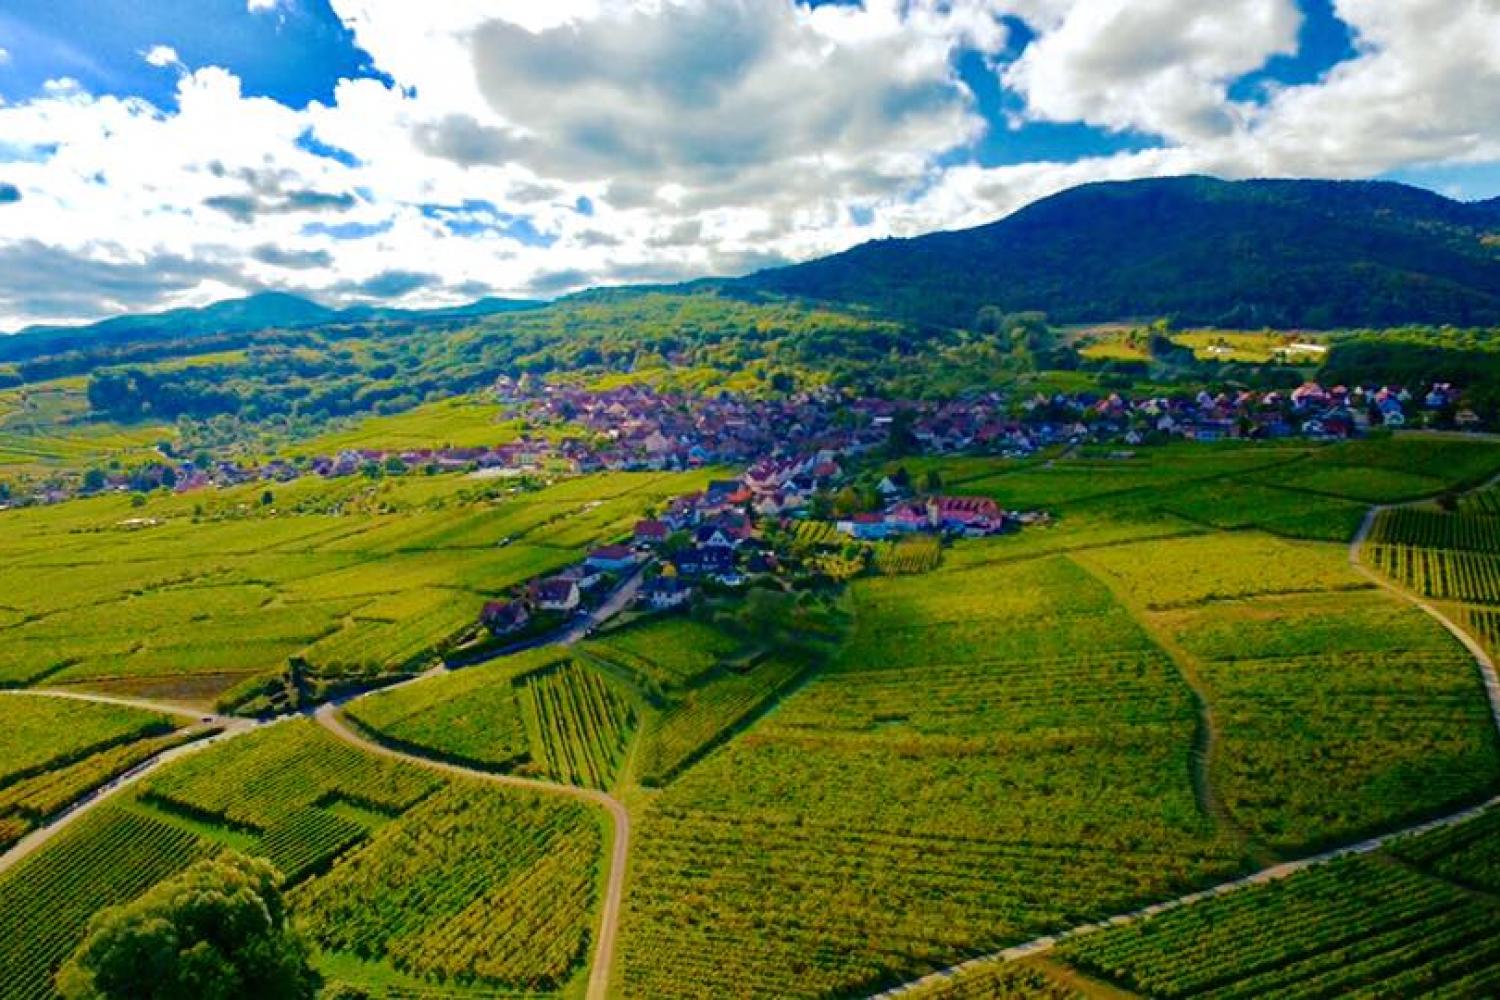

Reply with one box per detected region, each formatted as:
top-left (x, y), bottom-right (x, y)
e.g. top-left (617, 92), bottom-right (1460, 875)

top-left (472, 449), bottom-right (1029, 648)
top-left (3, 375), bottom-right (1479, 510)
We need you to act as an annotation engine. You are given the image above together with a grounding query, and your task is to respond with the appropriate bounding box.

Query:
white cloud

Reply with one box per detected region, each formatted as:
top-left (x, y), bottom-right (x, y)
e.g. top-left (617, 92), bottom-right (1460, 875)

top-left (247, 0), bottom-right (283, 12)
top-left (0, 47), bottom-right (11, 65)
top-left (1004, 0), bottom-right (1302, 140)
top-left (142, 45), bottom-right (181, 69)
top-left (2, 0), bottom-right (1500, 328)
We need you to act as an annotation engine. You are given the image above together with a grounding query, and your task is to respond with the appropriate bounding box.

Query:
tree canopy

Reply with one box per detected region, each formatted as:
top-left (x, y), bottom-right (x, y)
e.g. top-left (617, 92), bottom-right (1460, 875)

top-left (57, 852), bottom-right (320, 1000)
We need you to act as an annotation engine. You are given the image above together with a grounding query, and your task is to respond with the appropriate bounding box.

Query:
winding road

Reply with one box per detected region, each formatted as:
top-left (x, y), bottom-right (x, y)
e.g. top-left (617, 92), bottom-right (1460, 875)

top-left (313, 704), bottom-right (631, 1000)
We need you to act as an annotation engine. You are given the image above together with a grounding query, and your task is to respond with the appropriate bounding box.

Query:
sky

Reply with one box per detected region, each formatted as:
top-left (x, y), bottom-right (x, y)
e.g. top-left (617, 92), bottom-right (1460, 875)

top-left (1, 0), bottom-right (1499, 330)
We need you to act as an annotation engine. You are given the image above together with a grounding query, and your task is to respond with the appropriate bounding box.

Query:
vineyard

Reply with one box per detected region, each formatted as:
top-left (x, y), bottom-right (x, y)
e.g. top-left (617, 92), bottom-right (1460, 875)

top-left (292, 783), bottom-right (602, 991)
top-left (1366, 544), bottom-right (1500, 603)
top-left (0, 805), bottom-right (210, 1000)
top-left (343, 651), bottom-right (559, 771)
top-left (1058, 837), bottom-right (1500, 998)
top-left (1088, 535), bottom-right (1500, 853)
top-left (1367, 506), bottom-right (1500, 553)
top-left (637, 656), bottom-right (809, 786)
top-left (901, 961), bottom-right (1084, 999)
top-left (0, 728), bottom-right (201, 849)
top-left (583, 617), bottom-right (742, 691)
top-left (1391, 802), bottom-right (1500, 893)
top-left (874, 534), bottom-right (943, 575)
top-left (0, 468), bottom-right (712, 703)
top-left (142, 720), bottom-right (440, 829)
top-left (519, 659), bottom-right (635, 788)
top-left (0, 696), bottom-right (175, 787)
top-left (617, 555), bottom-right (1247, 999)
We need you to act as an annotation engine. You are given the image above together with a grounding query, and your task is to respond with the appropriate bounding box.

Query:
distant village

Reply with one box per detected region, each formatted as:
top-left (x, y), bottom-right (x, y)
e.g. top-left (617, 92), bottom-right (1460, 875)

top-left (3, 374), bottom-right (1479, 508)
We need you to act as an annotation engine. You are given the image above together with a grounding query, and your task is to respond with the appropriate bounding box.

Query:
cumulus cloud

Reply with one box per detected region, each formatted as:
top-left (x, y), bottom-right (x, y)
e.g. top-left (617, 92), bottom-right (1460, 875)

top-left (143, 44), bottom-right (182, 69)
top-left (1004, 0), bottom-right (1302, 140)
top-left (2, 0), bottom-right (1500, 328)
top-left (0, 240), bottom-right (251, 329)
top-left (251, 244), bottom-right (334, 269)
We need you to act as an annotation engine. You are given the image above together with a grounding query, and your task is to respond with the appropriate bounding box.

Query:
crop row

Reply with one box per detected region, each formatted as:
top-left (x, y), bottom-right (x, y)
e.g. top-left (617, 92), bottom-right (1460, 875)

top-left (1460, 487), bottom-right (1500, 518)
top-left (293, 784), bottom-right (601, 990)
top-left (638, 657), bottom-right (807, 786)
top-left (583, 617), bottom-right (739, 690)
top-left (874, 535), bottom-right (943, 575)
top-left (1391, 807), bottom-right (1500, 894)
top-left (0, 805), bottom-right (209, 1000)
top-left (1367, 544), bottom-right (1500, 604)
top-left (520, 660), bottom-right (634, 788)
top-left (1368, 507), bottom-right (1500, 553)
top-left (1059, 850), bottom-right (1500, 999)
top-left (0, 728), bottom-right (199, 827)
top-left (901, 962), bottom-right (1081, 999)
top-left (345, 657), bottom-right (538, 770)
top-left (259, 806), bottom-right (369, 884)
top-left (0, 696), bottom-right (175, 789)
top-left (143, 720), bottom-right (438, 829)
top-left (620, 808), bottom-right (1241, 1000)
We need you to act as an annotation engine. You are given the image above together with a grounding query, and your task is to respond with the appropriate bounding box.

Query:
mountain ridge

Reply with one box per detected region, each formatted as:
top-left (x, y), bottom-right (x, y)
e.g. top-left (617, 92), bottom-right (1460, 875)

top-left (734, 175), bottom-right (1500, 329)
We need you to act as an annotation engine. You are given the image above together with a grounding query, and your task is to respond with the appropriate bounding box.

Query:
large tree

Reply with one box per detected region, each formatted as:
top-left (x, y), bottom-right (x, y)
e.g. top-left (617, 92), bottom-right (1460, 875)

top-left (57, 852), bottom-right (320, 1000)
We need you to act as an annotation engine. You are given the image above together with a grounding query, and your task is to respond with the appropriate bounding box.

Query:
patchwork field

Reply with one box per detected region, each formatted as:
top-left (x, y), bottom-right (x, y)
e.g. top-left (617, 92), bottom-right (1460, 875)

top-left (0, 695), bottom-right (188, 850)
top-left (6, 433), bottom-right (1500, 1000)
top-left (0, 468), bottom-right (713, 708)
top-left (0, 719), bottom-right (605, 1000)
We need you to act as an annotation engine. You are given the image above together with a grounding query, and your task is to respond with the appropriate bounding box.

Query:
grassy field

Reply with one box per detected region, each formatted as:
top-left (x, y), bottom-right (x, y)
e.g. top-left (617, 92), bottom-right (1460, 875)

top-left (0, 468), bottom-right (714, 707)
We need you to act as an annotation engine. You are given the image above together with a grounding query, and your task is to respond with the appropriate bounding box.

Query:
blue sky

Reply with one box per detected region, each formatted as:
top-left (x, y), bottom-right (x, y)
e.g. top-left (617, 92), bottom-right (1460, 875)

top-left (0, 0), bottom-right (1498, 328)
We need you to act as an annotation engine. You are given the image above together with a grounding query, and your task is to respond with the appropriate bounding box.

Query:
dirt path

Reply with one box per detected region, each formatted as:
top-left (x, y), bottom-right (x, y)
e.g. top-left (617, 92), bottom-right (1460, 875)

top-left (314, 705), bottom-right (630, 1000)
top-left (2, 686), bottom-right (230, 725)
top-left (1065, 553), bottom-right (1252, 854)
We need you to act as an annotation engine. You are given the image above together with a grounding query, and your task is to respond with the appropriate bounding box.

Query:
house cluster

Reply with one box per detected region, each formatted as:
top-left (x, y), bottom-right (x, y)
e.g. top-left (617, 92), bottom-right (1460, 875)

top-left (479, 541), bottom-right (647, 637)
top-left (835, 492), bottom-right (1017, 540)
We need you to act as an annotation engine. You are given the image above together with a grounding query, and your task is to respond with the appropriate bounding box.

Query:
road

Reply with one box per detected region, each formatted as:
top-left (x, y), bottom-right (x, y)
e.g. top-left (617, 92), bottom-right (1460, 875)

top-left (314, 705), bottom-right (630, 1000)
top-left (0, 717), bottom-right (266, 878)
top-left (0, 686), bottom-right (233, 725)
top-left (871, 478), bottom-right (1500, 998)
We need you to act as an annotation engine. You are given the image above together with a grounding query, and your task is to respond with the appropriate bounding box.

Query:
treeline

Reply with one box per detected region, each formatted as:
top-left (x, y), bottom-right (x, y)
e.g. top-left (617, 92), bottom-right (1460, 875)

top-left (1321, 336), bottom-right (1500, 422)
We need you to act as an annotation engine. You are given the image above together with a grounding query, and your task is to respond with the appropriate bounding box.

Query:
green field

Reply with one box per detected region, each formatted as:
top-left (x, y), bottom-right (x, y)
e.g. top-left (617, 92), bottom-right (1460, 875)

top-left (0, 468), bottom-right (713, 707)
top-left (0, 719), bottom-right (605, 999)
top-left (5, 433), bottom-right (1500, 1000)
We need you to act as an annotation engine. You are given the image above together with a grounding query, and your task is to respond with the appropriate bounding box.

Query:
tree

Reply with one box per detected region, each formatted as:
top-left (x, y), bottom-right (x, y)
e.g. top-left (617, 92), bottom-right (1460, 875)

top-left (82, 468), bottom-right (107, 493)
top-left (57, 852), bottom-right (320, 1000)
top-left (923, 469), bottom-right (943, 494)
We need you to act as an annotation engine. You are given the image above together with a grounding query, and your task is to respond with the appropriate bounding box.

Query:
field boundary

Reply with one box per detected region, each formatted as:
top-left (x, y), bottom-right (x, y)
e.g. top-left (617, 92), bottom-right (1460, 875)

top-left (869, 475), bottom-right (1500, 999)
top-left (314, 704), bottom-right (629, 1000)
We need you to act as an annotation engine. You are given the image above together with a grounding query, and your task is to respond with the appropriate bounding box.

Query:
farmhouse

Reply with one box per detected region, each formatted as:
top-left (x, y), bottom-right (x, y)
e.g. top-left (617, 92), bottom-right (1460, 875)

top-left (836, 513), bottom-right (890, 540)
top-left (481, 600), bottom-right (531, 635)
top-left (533, 578), bottom-right (581, 612)
top-left (586, 544), bottom-right (639, 573)
top-left (634, 519), bottom-right (670, 545)
top-left (641, 576), bottom-right (694, 610)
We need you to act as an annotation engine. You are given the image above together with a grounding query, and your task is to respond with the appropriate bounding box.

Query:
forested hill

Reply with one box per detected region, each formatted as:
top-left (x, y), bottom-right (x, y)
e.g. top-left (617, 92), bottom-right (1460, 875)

top-left (734, 176), bottom-right (1500, 330)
